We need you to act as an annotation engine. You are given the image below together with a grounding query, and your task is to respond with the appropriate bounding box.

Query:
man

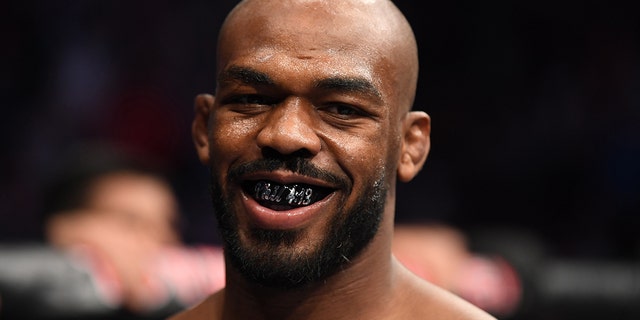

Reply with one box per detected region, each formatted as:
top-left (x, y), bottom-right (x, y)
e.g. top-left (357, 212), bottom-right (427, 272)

top-left (172, 0), bottom-right (496, 319)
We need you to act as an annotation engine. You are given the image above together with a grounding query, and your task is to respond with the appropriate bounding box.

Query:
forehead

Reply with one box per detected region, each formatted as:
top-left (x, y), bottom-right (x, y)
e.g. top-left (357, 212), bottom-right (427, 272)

top-left (221, 0), bottom-right (389, 52)
top-left (217, 2), bottom-right (394, 95)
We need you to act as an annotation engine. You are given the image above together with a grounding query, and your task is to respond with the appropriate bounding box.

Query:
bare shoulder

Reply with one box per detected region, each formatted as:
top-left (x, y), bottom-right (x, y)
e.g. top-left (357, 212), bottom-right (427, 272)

top-left (396, 268), bottom-right (497, 320)
top-left (167, 291), bottom-right (223, 320)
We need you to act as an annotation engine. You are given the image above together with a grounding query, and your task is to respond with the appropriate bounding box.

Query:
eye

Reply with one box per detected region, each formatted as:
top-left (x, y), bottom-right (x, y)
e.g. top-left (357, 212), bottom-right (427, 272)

top-left (321, 104), bottom-right (364, 118)
top-left (220, 94), bottom-right (280, 116)
top-left (225, 94), bottom-right (276, 106)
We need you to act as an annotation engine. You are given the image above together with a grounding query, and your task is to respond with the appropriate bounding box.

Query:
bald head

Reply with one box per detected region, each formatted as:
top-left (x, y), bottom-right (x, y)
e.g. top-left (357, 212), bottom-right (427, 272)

top-left (216, 0), bottom-right (419, 112)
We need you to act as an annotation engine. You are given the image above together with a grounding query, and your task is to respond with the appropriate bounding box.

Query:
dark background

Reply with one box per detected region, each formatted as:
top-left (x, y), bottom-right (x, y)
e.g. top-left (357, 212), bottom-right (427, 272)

top-left (2, 0), bottom-right (639, 263)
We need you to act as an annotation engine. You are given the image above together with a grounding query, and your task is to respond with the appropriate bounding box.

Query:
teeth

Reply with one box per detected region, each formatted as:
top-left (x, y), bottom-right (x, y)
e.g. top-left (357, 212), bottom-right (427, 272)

top-left (244, 180), bottom-right (332, 209)
top-left (254, 181), bottom-right (314, 206)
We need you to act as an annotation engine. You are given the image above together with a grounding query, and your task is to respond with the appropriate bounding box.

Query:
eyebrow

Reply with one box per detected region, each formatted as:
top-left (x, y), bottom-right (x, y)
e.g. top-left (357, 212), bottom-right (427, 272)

top-left (218, 66), bottom-right (275, 86)
top-left (217, 66), bottom-right (383, 102)
top-left (314, 77), bottom-right (383, 103)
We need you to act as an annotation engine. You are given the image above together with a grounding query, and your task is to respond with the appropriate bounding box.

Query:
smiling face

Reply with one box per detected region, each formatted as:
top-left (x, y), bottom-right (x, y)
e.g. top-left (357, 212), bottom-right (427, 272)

top-left (193, 0), bottom-right (428, 288)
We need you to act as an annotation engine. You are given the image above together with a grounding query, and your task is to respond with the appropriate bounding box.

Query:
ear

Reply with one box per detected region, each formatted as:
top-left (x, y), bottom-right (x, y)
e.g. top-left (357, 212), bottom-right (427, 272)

top-left (397, 111), bottom-right (431, 182)
top-left (192, 93), bottom-right (215, 164)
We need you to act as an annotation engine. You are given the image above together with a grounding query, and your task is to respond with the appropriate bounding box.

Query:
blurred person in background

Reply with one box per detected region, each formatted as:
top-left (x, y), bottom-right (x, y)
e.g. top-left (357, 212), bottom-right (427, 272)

top-left (0, 143), bottom-right (225, 319)
top-left (393, 223), bottom-right (522, 318)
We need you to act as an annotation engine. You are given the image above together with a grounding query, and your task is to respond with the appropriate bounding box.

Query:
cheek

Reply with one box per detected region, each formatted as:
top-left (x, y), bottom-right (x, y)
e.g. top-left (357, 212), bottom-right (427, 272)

top-left (325, 126), bottom-right (390, 182)
top-left (209, 113), bottom-right (261, 164)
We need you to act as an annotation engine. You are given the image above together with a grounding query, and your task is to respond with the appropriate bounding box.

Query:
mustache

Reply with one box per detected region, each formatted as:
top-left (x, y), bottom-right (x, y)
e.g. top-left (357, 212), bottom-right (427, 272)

top-left (227, 158), bottom-right (349, 189)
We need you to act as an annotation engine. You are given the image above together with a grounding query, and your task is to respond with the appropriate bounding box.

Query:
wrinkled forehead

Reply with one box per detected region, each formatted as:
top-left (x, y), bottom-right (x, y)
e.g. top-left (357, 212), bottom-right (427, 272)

top-left (217, 1), bottom-right (394, 79)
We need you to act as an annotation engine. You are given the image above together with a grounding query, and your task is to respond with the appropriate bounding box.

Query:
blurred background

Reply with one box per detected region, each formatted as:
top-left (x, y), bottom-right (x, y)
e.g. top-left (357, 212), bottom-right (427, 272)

top-left (1, 0), bottom-right (639, 319)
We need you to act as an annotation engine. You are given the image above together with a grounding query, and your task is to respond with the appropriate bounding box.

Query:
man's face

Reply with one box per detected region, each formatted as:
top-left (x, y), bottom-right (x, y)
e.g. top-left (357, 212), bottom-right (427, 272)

top-left (201, 5), bottom-right (405, 288)
top-left (87, 173), bottom-right (180, 245)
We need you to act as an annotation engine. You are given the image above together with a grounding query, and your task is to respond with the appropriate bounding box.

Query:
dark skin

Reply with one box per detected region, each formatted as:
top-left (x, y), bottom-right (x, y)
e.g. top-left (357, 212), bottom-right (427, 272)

top-left (172, 0), bottom-right (496, 319)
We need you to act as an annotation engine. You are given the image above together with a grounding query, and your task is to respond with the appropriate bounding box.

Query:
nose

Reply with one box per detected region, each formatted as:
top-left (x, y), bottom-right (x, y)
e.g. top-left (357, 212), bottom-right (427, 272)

top-left (256, 98), bottom-right (321, 157)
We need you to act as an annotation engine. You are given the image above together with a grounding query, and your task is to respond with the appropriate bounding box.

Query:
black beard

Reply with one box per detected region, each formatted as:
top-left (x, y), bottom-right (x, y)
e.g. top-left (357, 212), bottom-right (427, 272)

top-left (209, 158), bottom-right (386, 289)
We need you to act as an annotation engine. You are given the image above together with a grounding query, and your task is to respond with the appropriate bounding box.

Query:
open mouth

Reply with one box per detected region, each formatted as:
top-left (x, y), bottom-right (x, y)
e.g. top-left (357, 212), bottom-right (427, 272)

top-left (241, 180), bottom-right (334, 211)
